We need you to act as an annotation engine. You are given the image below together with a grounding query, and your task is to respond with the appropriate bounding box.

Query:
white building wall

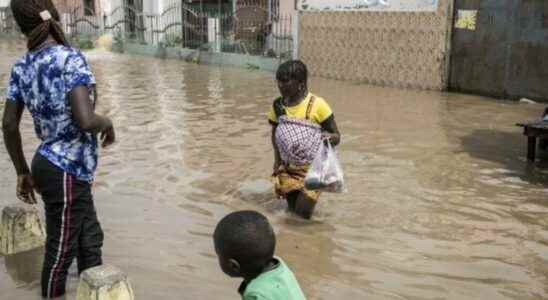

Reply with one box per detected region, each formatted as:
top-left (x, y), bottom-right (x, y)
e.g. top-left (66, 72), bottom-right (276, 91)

top-left (0, 0), bottom-right (9, 8)
top-left (100, 0), bottom-right (172, 14)
top-left (142, 0), bottom-right (155, 14)
top-left (279, 0), bottom-right (296, 15)
top-left (270, 0), bottom-right (297, 57)
top-left (142, 0), bottom-right (172, 14)
top-left (141, 0), bottom-right (175, 45)
top-left (101, 0), bottom-right (123, 14)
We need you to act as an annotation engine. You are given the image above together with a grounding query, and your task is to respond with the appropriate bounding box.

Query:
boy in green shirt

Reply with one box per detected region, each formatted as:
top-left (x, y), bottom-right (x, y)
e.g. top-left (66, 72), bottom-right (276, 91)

top-left (214, 211), bottom-right (307, 300)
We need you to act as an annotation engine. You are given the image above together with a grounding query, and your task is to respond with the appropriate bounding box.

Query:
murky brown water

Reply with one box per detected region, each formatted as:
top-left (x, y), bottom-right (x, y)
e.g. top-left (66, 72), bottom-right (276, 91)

top-left (1, 40), bottom-right (548, 300)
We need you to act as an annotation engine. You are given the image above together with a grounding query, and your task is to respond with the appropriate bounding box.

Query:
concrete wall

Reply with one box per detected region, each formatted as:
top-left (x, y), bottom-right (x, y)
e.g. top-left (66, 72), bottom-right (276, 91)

top-left (141, 0), bottom-right (167, 14)
top-left (119, 41), bottom-right (281, 71)
top-left (298, 0), bottom-right (454, 90)
top-left (298, 0), bottom-right (439, 12)
top-left (53, 0), bottom-right (103, 14)
top-left (101, 0), bottom-right (168, 14)
top-left (279, 0), bottom-right (296, 16)
top-left (100, 0), bottom-right (121, 14)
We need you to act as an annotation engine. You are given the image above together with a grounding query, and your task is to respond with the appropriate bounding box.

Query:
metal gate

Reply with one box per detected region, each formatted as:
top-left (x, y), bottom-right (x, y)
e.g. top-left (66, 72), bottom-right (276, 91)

top-left (450, 0), bottom-right (548, 101)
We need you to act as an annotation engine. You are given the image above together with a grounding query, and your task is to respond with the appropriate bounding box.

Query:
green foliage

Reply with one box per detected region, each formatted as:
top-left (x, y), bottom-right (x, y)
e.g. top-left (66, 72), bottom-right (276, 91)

top-left (72, 35), bottom-right (95, 50)
top-left (164, 34), bottom-right (183, 48)
top-left (78, 38), bottom-right (94, 49)
top-left (246, 63), bottom-right (260, 70)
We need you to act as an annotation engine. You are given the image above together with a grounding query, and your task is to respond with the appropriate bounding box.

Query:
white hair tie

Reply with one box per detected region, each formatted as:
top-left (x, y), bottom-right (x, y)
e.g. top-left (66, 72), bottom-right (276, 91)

top-left (39, 10), bottom-right (52, 21)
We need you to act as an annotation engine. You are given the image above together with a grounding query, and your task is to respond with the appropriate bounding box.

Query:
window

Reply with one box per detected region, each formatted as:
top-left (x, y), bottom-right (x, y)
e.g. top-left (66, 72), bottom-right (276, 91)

top-left (84, 0), bottom-right (95, 16)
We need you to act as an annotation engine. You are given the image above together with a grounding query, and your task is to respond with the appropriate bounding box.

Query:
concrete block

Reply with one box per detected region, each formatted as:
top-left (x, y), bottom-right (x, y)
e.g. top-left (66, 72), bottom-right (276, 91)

top-left (0, 206), bottom-right (46, 256)
top-left (76, 265), bottom-right (135, 300)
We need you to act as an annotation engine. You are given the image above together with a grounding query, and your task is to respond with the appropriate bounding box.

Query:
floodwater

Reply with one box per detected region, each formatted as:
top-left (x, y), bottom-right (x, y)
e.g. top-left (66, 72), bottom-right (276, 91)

top-left (1, 40), bottom-right (548, 300)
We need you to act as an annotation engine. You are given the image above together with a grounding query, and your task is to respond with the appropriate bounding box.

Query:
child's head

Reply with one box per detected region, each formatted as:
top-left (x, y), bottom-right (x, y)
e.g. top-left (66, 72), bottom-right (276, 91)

top-left (276, 60), bottom-right (308, 99)
top-left (214, 210), bottom-right (276, 278)
top-left (10, 0), bottom-right (68, 51)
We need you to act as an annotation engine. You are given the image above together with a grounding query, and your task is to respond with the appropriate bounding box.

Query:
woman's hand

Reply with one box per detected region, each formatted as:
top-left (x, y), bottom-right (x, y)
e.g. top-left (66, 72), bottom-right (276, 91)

top-left (321, 131), bottom-right (340, 145)
top-left (321, 131), bottom-right (333, 140)
top-left (100, 119), bottom-right (115, 148)
top-left (17, 174), bottom-right (37, 204)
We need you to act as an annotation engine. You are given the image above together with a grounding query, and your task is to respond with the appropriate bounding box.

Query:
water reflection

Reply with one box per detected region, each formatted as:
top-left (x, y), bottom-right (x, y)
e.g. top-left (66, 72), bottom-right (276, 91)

top-left (1, 41), bottom-right (548, 299)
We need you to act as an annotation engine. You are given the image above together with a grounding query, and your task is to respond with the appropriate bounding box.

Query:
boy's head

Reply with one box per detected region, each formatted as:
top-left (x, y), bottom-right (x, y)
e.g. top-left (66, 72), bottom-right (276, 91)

top-left (276, 60), bottom-right (308, 99)
top-left (10, 0), bottom-right (68, 51)
top-left (214, 210), bottom-right (276, 278)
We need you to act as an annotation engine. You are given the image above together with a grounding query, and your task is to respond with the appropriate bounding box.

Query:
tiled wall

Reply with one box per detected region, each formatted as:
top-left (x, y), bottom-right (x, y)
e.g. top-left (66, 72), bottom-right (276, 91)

top-left (298, 0), bottom-right (454, 90)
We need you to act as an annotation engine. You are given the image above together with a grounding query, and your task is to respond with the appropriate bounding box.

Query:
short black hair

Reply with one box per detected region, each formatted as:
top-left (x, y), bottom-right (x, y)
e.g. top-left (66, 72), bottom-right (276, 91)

top-left (214, 211), bottom-right (275, 274)
top-left (276, 60), bottom-right (308, 84)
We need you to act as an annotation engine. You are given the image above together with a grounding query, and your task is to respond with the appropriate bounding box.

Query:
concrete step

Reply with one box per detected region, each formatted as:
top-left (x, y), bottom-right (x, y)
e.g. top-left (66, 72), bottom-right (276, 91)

top-left (0, 206), bottom-right (46, 256)
top-left (77, 265), bottom-right (135, 300)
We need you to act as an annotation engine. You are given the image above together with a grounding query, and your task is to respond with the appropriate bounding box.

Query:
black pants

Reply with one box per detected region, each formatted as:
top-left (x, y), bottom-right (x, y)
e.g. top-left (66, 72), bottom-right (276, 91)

top-left (31, 154), bottom-right (104, 298)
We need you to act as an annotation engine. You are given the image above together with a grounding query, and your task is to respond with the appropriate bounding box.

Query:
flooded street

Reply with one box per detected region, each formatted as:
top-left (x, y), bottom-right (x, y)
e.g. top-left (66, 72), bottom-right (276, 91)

top-left (1, 41), bottom-right (548, 299)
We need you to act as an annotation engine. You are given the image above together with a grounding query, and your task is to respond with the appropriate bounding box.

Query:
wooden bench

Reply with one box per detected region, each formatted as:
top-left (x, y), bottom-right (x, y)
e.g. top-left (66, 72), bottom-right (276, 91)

top-left (516, 121), bottom-right (548, 161)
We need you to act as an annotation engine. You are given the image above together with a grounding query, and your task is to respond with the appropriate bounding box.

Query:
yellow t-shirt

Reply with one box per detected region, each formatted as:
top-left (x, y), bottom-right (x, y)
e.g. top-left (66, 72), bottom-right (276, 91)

top-left (268, 93), bottom-right (333, 125)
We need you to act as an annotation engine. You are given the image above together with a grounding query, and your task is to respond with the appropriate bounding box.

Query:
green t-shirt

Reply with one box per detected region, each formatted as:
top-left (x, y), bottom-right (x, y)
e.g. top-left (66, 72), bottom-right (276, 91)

top-left (240, 258), bottom-right (306, 300)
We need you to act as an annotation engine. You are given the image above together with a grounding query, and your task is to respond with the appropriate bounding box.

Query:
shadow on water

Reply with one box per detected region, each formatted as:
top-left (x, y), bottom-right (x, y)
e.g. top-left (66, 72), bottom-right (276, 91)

top-left (460, 128), bottom-right (548, 186)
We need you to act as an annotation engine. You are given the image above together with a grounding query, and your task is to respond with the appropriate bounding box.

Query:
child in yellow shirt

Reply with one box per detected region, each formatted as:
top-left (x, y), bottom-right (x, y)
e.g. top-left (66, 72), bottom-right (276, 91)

top-left (269, 60), bottom-right (340, 219)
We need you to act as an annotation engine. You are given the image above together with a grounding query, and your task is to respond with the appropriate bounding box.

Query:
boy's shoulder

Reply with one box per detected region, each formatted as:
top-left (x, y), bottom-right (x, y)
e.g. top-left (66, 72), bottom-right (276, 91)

top-left (243, 258), bottom-right (306, 300)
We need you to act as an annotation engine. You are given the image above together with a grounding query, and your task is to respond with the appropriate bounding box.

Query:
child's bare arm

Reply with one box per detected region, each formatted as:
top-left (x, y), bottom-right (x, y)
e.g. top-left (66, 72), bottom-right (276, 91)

top-left (321, 115), bottom-right (341, 146)
top-left (271, 124), bottom-right (281, 173)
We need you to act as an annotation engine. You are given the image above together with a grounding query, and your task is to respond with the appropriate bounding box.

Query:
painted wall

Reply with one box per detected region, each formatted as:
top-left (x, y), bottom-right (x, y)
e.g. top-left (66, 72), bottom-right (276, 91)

top-left (100, 0), bottom-right (122, 13)
top-left (142, 0), bottom-right (166, 14)
top-left (268, 0), bottom-right (298, 58)
top-left (299, 0), bottom-right (439, 11)
top-left (52, 0), bottom-right (103, 14)
top-left (100, 0), bottom-right (161, 14)
top-left (280, 0), bottom-right (297, 15)
top-left (0, 0), bottom-right (8, 8)
top-left (298, 0), bottom-right (454, 90)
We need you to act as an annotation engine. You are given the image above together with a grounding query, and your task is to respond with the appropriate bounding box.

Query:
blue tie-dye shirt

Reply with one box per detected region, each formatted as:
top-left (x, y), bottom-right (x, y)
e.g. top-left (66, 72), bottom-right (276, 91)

top-left (6, 45), bottom-right (97, 182)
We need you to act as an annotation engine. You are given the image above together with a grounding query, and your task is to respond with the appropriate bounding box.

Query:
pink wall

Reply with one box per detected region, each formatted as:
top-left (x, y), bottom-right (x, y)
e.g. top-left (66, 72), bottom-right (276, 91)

top-left (279, 0), bottom-right (296, 16)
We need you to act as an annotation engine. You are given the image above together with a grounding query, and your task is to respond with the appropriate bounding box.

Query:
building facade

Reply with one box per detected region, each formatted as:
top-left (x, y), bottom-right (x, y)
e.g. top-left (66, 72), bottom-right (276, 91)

top-left (53, 0), bottom-right (102, 14)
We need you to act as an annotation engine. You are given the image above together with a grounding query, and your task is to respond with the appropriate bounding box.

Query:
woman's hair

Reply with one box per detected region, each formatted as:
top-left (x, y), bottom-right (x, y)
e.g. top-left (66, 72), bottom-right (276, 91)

top-left (10, 0), bottom-right (69, 51)
top-left (276, 60), bottom-right (308, 85)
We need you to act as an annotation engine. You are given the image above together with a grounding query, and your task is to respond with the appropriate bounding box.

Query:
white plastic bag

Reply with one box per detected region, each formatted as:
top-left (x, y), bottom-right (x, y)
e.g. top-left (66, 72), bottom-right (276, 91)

top-left (304, 140), bottom-right (344, 193)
